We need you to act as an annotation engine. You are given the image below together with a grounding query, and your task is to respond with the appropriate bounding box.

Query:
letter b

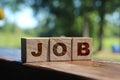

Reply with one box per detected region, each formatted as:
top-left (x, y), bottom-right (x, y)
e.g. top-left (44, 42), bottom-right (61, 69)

top-left (77, 43), bottom-right (90, 56)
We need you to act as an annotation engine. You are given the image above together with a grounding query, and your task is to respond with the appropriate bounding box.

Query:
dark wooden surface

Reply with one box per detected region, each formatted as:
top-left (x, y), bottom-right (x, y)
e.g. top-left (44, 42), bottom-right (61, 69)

top-left (0, 47), bottom-right (120, 80)
top-left (0, 47), bottom-right (93, 80)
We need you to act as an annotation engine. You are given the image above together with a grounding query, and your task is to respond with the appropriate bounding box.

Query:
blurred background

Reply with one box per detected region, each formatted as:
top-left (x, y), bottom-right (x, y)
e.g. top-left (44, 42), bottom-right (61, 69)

top-left (0, 0), bottom-right (120, 61)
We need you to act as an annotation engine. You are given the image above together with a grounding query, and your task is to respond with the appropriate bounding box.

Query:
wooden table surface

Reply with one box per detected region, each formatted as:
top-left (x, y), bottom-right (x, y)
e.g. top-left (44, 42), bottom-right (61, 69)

top-left (0, 47), bottom-right (120, 80)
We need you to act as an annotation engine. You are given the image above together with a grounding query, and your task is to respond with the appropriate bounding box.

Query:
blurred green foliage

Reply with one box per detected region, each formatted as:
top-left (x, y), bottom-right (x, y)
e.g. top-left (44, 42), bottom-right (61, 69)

top-left (0, 0), bottom-right (120, 52)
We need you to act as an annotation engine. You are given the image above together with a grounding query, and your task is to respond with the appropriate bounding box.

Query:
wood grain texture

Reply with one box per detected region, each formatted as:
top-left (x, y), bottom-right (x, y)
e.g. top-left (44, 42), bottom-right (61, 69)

top-left (72, 37), bottom-right (92, 60)
top-left (21, 38), bottom-right (49, 62)
top-left (26, 60), bottom-right (120, 80)
top-left (50, 37), bottom-right (72, 61)
top-left (1, 47), bottom-right (120, 80)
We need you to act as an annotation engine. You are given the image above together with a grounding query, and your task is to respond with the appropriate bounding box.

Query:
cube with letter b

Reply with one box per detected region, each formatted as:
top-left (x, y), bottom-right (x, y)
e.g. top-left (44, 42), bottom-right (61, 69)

top-left (72, 37), bottom-right (92, 60)
top-left (21, 38), bottom-right (49, 62)
top-left (50, 37), bottom-right (72, 61)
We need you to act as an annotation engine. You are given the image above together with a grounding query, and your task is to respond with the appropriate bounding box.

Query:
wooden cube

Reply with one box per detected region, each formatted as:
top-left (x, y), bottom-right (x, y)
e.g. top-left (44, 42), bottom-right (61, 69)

top-left (72, 37), bottom-right (92, 60)
top-left (50, 37), bottom-right (72, 61)
top-left (21, 38), bottom-right (49, 62)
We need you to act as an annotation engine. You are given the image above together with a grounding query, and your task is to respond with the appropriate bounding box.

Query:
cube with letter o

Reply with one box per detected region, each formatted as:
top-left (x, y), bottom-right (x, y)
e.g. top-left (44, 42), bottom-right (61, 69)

top-left (50, 37), bottom-right (72, 61)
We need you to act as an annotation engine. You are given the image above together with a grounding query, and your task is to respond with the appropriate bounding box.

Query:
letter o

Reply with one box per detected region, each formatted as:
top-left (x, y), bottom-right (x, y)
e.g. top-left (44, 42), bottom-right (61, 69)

top-left (53, 43), bottom-right (67, 56)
